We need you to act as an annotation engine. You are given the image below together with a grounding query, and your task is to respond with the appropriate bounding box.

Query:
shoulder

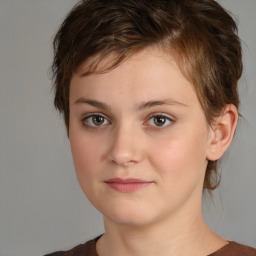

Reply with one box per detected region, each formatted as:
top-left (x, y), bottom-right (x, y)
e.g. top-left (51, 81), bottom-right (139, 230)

top-left (209, 241), bottom-right (256, 256)
top-left (43, 237), bottom-right (98, 256)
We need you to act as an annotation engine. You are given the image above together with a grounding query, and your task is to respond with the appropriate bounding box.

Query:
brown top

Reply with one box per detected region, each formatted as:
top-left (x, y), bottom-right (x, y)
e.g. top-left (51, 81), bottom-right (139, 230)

top-left (45, 237), bottom-right (256, 256)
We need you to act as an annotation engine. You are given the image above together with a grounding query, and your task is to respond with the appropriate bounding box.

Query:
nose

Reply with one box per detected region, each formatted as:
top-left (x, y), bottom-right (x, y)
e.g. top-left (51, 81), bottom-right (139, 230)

top-left (107, 124), bottom-right (143, 167)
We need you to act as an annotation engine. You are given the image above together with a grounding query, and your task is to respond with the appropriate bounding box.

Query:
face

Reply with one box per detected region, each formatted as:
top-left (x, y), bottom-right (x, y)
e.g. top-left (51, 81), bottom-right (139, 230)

top-left (69, 48), bottom-right (213, 227)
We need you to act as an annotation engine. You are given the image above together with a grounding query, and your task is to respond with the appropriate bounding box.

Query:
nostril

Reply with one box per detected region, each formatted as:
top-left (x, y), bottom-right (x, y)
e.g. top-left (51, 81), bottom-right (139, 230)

top-left (110, 157), bottom-right (137, 167)
top-left (106, 128), bottom-right (143, 166)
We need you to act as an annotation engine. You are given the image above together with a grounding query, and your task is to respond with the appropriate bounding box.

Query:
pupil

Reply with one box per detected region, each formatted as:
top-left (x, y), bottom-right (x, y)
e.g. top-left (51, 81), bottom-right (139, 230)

top-left (154, 116), bottom-right (166, 126)
top-left (93, 116), bottom-right (104, 125)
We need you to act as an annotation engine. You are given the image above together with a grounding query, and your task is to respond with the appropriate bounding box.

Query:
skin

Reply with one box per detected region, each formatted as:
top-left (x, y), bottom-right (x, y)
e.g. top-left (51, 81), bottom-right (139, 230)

top-left (69, 47), bottom-right (238, 256)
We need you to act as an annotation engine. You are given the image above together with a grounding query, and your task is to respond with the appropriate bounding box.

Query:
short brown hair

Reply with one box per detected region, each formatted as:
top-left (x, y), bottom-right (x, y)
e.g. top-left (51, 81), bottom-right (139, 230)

top-left (52, 0), bottom-right (243, 191)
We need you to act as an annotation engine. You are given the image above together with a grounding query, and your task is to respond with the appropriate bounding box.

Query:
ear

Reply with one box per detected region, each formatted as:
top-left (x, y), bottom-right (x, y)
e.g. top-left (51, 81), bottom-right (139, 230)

top-left (207, 104), bottom-right (238, 161)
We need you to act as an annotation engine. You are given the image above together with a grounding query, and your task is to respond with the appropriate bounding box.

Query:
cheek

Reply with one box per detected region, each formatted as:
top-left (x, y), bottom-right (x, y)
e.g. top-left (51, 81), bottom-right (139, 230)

top-left (148, 131), bottom-right (208, 185)
top-left (69, 131), bottom-right (109, 204)
top-left (69, 130), bottom-right (105, 181)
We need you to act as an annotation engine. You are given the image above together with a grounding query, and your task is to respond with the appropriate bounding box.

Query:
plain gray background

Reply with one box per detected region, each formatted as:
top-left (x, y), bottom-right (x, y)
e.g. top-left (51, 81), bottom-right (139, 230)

top-left (0, 0), bottom-right (255, 255)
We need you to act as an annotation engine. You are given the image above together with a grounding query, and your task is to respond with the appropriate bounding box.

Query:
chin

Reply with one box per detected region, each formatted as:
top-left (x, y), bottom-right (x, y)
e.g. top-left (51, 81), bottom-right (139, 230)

top-left (101, 203), bottom-right (159, 227)
top-left (107, 214), bottom-right (153, 227)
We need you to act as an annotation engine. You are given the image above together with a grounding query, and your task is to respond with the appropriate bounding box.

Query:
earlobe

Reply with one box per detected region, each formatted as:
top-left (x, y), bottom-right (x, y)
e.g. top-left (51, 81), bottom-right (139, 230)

top-left (207, 104), bottom-right (238, 161)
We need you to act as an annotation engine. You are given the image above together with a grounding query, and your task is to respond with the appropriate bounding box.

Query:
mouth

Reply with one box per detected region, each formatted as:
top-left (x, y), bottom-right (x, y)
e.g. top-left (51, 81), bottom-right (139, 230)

top-left (105, 178), bottom-right (154, 193)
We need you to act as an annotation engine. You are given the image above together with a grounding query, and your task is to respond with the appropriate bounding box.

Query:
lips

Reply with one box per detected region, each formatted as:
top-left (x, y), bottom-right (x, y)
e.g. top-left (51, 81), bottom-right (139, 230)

top-left (105, 178), bottom-right (154, 192)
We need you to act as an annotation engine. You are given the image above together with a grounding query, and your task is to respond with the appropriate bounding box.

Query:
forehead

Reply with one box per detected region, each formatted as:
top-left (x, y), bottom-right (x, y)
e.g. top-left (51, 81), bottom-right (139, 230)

top-left (70, 47), bottom-right (200, 109)
top-left (72, 47), bottom-right (181, 86)
top-left (73, 45), bottom-right (178, 77)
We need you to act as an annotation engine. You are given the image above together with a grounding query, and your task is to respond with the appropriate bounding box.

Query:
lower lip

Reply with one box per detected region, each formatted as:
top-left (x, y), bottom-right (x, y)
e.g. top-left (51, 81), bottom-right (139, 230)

top-left (106, 182), bottom-right (152, 192)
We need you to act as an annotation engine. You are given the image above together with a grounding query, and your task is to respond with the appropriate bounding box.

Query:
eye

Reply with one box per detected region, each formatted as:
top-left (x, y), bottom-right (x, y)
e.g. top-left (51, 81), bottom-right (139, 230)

top-left (148, 114), bottom-right (173, 127)
top-left (82, 114), bottom-right (110, 127)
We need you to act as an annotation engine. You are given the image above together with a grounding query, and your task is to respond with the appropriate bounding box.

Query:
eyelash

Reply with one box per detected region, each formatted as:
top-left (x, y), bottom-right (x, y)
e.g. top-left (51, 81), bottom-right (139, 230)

top-left (146, 113), bottom-right (174, 128)
top-left (81, 112), bottom-right (174, 128)
top-left (81, 113), bottom-right (111, 127)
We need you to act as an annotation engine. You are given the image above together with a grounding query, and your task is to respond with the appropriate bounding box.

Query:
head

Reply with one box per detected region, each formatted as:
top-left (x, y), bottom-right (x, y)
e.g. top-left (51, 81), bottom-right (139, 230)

top-left (52, 0), bottom-right (242, 191)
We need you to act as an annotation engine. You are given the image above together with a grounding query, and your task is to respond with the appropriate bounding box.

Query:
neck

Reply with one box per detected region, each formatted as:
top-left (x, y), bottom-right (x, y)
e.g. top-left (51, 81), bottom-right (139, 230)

top-left (96, 201), bottom-right (226, 256)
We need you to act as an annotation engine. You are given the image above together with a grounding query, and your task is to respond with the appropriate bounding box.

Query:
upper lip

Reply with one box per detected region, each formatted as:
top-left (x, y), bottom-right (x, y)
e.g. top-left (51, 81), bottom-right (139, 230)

top-left (105, 178), bottom-right (153, 183)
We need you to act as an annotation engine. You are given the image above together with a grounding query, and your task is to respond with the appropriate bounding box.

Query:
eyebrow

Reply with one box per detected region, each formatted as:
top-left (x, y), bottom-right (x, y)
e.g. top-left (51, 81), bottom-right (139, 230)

top-left (73, 97), bottom-right (188, 111)
top-left (136, 99), bottom-right (188, 110)
top-left (74, 98), bottom-right (110, 111)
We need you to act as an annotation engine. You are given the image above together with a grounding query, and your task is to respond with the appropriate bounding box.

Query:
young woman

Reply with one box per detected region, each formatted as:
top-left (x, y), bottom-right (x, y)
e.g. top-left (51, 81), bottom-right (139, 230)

top-left (46, 0), bottom-right (256, 255)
